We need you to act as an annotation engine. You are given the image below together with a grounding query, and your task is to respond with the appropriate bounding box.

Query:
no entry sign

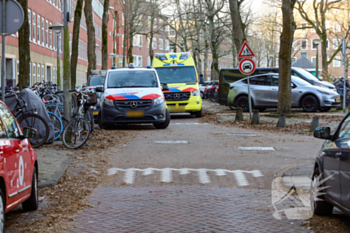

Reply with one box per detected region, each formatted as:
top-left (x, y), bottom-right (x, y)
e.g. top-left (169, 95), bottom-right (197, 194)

top-left (239, 58), bottom-right (256, 76)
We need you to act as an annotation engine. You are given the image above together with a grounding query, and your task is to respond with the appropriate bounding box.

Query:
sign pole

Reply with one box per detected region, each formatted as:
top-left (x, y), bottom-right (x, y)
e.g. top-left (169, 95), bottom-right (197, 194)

top-left (1, 0), bottom-right (6, 102)
top-left (342, 39), bottom-right (347, 112)
top-left (247, 75), bottom-right (252, 119)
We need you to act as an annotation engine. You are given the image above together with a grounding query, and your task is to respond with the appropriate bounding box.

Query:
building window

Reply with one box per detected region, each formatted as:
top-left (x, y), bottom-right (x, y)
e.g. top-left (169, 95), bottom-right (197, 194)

top-left (33, 12), bottom-right (36, 42)
top-left (53, 67), bottom-right (56, 84)
top-left (301, 22), bottom-right (308, 33)
top-left (311, 56), bottom-right (316, 65)
top-left (312, 39), bottom-right (318, 50)
top-left (169, 27), bottom-right (175, 37)
top-left (46, 20), bottom-right (49, 47)
top-left (159, 38), bottom-right (163, 50)
top-left (165, 40), bottom-right (169, 51)
top-left (334, 56), bottom-right (341, 67)
top-left (37, 64), bottom-right (41, 82)
top-left (16, 60), bottom-right (19, 80)
top-left (301, 51), bottom-right (307, 58)
top-left (133, 34), bottom-right (142, 47)
top-left (152, 38), bottom-right (157, 49)
top-left (169, 43), bottom-right (175, 52)
top-left (301, 39), bottom-right (308, 50)
top-left (28, 10), bottom-right (31, 41)
top-left (33, 63), bottom-right (36, 83)
top-left (333, 39), bottom-right (340, 50)
top-left (29, 62), bottom-right (32, 86)
top-left (49, 22), bottom-right (52, 49)
top-left (326, 39), bottom-right (329, 50)
top-left (292, 40), bottom-right (298, 50)
top-left (333, 21), bottom-right (341, 33)
top-left (42, 65), bottom-right (45, 81)
top-left (326, 21), bottom-right (330, 30)
top-left (42, 18), bottom-right (45, 45)
top-left (37, 14), bottom-right (40, 45)
top-left (53, 29), bottom-right (56, 51)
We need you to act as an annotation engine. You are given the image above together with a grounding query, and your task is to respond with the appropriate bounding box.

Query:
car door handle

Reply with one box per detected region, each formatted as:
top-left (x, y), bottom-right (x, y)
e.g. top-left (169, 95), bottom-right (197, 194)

top-left (335, 152), bottom-right (342, 158)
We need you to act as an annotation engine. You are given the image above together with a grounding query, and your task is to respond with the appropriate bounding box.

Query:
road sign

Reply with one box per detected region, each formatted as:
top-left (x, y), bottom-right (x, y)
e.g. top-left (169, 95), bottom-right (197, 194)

top-left (237, 41), bottom-right (255, 58)
top-left (0, 0), bottom-right (24, 35)
top-left (239, 58), bottom-right (256, 76)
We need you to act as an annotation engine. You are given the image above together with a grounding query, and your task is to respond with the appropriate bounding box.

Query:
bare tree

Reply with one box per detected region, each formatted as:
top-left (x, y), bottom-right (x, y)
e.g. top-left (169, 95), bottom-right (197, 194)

top-left (71, 0), bottom-right (84, 89)
top-left (102, 0), bottom-right (110, 70)
top-left (17, 0), bottom-right (30, 90)
top-left (229, 0), bottom-right (247, 54)
top-left (296, 0), bottom-right (342, 78)
top-left (278, 0), bottom-right (297, 115)
top-left (84, 0), bottom-right (96, 78)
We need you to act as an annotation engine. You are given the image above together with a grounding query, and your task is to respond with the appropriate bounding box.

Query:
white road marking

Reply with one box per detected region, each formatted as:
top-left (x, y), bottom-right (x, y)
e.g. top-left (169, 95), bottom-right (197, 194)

top-left (197, 169), bottom-right (211, 184)
top-left (226, 133), bottom-right (257, 137)
top-left (161, 168), bottom-right (172, 182)
top-left (238, 147), bottom-right (275, 151)
top-left (107, 168), bottom-right (263, 186)
top-left (154, 140), bottom-right (189, 144)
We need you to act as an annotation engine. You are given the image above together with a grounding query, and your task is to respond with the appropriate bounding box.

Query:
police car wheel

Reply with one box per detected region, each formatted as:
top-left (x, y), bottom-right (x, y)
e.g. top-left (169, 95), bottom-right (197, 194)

top-left (153, 110), bottom-right (170, 129)
top-left (311, 167), bottom-right (334, 216)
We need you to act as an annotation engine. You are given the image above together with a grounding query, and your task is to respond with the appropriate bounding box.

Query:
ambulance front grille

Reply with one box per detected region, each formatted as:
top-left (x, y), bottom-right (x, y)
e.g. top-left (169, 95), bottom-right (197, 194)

top-left (164, 92), bottom-right (191, 101)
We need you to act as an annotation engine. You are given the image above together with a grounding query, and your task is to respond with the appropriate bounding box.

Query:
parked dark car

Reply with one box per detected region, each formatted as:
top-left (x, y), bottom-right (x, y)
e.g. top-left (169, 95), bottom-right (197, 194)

top-left (204, 81), bottom-right (215, 99)
top-left (312, 116), bottom-right (350, 216)
top-left (85, 70), bottom-right (106, 123)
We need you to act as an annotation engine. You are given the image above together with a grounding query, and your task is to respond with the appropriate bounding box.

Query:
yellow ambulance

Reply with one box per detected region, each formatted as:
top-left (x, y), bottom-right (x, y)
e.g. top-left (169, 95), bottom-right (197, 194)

top-left (152, 52), bottom-right (203, 117)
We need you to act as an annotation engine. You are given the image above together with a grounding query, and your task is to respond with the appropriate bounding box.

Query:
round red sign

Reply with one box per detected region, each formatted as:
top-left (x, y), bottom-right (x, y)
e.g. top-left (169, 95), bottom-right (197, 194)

top-left (239, 58), bottom-right (256, 76)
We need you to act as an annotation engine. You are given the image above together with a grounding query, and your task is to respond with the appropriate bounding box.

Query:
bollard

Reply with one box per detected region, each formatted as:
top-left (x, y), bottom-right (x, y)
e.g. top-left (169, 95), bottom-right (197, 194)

top-left (276, 114), bottom-right (286, 128)
top-left (310, 116), bottom-right (319, 132)
top-left (235, 107), bottom-right (244, 121)
top-left (251, 109), bottom-right (260, 125)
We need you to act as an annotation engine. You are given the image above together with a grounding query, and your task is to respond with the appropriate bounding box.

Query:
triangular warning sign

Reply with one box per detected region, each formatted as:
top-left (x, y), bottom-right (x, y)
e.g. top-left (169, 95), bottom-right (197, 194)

top-left (237, 41), bottom-right (255, 58)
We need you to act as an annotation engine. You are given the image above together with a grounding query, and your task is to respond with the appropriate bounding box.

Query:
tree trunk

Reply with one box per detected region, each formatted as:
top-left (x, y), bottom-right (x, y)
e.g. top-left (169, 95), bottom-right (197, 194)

top-left (102, 0), bottom-right (109, 70)
top-left (128, 36), bottom-right (134, 64)
top-left (122, 27), bottom-right (127, 67)
top-left (228, 0), bottom-right (247, 54)
top-left (17, 0), bottom-right (30, 90)
top-left (84, 0), bottom-right (96, 79)
top-left (320, 34), bottom-right (328, 78)
top-left (71, 0), bottom-right (83, 89)
top-left (278, 0), bottom-right (296, 115)
top-left (208, 15), bottom-right (219, 80)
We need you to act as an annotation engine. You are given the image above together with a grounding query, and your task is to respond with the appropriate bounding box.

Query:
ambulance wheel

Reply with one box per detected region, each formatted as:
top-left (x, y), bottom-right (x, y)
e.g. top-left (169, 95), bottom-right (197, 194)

top-left (154, 110), bottom-right (170, 129)
top-left (192, 109), bottom-right (202, 118)
top-left (22, 167), bottom-right (38, 211)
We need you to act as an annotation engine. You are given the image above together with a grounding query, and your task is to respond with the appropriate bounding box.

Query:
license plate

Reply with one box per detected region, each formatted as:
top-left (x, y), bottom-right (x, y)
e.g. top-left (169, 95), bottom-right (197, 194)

top-left (168, 106), bottom-right (185, 112)
top-left (93, 111), bottom-right (99, 115)
top-left (336, 98), bottom-right (340, 102)
top-left (126, 111), bottom-right (144, 117)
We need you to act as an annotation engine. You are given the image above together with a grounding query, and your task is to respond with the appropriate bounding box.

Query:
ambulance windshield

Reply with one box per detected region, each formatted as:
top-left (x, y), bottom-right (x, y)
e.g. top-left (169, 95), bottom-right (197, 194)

top-left (155, 66), bottom-right (197, 84)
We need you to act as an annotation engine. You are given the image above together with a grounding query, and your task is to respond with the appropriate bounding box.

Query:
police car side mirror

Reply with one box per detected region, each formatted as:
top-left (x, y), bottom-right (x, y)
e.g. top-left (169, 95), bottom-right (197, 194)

top-left (23, 127), bottom-right (37, 139)
top-left (162, 83), bottom-right (170, 91)
top-left (95, 86), bottom-right (104, 92)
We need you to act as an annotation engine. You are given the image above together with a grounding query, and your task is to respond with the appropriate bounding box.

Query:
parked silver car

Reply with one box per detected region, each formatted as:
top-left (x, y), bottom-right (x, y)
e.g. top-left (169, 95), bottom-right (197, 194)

top-left (227, 73), bottom-right (341, 112)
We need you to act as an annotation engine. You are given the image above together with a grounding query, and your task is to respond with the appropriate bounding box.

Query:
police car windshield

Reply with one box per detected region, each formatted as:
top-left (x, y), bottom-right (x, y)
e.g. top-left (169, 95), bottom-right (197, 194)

top-left (155, 67), bottom-right (197, 84)
top-left (107, 70), bottom-right (159, 88)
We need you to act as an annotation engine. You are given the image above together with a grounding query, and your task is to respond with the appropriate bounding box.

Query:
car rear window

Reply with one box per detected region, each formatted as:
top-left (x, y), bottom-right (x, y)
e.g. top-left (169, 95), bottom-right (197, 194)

top-left (89, 75), bottom-right (105, 86)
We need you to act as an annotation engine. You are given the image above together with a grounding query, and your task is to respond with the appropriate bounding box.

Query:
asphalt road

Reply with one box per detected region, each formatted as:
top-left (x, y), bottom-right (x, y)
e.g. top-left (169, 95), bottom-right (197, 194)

top-left (67, 113), bottom-right (325, 232)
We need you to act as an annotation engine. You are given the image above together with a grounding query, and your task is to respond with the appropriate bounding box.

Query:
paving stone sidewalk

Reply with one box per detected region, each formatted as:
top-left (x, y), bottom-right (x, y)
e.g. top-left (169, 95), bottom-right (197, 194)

top-left (35, 142), bottom-right (81, 187)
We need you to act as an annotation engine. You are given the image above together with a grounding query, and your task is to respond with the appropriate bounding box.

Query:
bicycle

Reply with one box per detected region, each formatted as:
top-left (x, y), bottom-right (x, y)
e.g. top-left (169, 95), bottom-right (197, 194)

top-left (62, 89), bottom-right (92, 149)
top-left (7, 90), bottom-right (50, 148)
top-left (47, 111), bottom-right (63, 141)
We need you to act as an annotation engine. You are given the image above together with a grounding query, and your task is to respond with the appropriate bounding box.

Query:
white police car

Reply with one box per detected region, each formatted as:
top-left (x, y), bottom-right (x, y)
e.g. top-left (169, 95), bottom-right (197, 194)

top-left (96, 64), bottom-right (170, 129)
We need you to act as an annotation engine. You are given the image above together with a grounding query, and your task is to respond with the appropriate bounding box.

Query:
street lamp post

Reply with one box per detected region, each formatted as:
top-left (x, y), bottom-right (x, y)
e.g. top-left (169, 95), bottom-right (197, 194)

top-left (49, 23), bottom-right (63, 88)
top-left (109, 53), bottom-right (116, 67)
top-left (313, 39), bottom-right (322, 79)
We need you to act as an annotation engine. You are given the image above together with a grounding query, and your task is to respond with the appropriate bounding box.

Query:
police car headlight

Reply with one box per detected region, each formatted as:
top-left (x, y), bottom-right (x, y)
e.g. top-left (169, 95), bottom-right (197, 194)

top-left (192, 91), bottom-right (200, 96)
top-left (103, 97), bottom-right (114, 106)
top-left (153, 97), bottom-right (164, 106)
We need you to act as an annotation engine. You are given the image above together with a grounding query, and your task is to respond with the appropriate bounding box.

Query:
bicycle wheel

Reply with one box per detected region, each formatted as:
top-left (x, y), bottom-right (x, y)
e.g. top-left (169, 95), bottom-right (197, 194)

top-left (18, 113), bottom-right (49, 148)
top-left (45, 103), bottom-right (64, 117)
top-left (62, 118), bottom-right (90, 149)
top-left (84, 108), bottom-right (95, 132)
top-left (47, 112), bottom-right (63, 140)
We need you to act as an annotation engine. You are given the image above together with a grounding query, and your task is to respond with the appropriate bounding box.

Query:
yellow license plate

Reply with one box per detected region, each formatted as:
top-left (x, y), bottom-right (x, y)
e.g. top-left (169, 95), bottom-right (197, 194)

top-left (126, 111), bottom-right (144, 117)
top-left (336, 98), bottom-right (340, 102)
top-left (93, 111), bottom-right (99, 115)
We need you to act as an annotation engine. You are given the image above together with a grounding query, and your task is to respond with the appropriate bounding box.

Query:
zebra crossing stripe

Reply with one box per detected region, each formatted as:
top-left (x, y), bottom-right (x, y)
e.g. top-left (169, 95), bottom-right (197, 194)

top-left (107, 168), bottom-right (263, 186)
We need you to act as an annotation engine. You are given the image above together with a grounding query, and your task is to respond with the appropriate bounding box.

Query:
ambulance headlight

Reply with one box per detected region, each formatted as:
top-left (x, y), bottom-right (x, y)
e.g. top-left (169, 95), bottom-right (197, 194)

top-left (192, 90), bottom-right (200, 96)
top-left (103, 97), bottom-right (114, 106)
top-left (153, 97), bottom-right (164, 106)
